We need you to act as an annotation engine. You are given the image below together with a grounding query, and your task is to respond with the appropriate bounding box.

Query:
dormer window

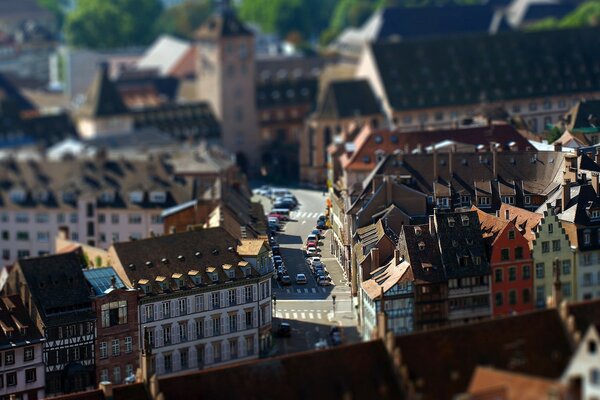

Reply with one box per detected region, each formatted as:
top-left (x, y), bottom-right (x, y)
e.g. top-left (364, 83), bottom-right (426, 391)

top-left (129, 191), bottom-right (144, 203)
top-left (150, 191), bottom-right (166, 203)
top-left (461, 215), bottom-right (470, 226)
top-left (188, 270), bottom-right (201, 285)
top-left (206, 267), bottom-right (218, 283)
top-left (478, 196), bottom-right (490, 206)
top-left (418, 242), bottom-right (426, 251)
top-left (155, 276), bottom-right (168, 291)
top-left (437, 197), bottom-right (450, 208)
top-left (37, 190), bottom-right (49, 203)
top-left (63, 190), bottom-right (76, 203)
top-left (502, 196), bottom-right (515, 205)
top-left (524, 195), bottom-right (531, 205)
top-left (138, 279), bottom-right (150, 294)
top-left (100, 191), bottom-right (115, 203)
top-left (10, 189), bottom-right (26, 203)
top-left (592, 210), bottom-right (600, 219)
top-left (172, 273), bottom-right (183, 289)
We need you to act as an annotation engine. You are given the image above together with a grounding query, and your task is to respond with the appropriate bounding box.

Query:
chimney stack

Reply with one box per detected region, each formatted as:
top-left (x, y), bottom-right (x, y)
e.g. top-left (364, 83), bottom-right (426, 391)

top-left (428, 214), bottom-right (435, 233)
top-left (504, 208), bottom-right (510, 220)
top-left (554, 142), bottom-right (562, 152)
top-left (562, 181), bottom-right (571, 211)
top-left (394, 248), bottom-right (401, 264)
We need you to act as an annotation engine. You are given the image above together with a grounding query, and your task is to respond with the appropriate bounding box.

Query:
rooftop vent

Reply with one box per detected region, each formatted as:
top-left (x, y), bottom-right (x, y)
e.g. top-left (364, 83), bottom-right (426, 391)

top-left (128, 263), bottom-right (135, 271)
top-left (195, 251), bottom-right (202, 257)
top-left (145, 261), bottom-right (152, 267)
top-left (212, 249), bottom-right (219, 255)
top-left (161, 258), bottom-right (168, 264)
top-left (177, 255), bottom-right (184, 261)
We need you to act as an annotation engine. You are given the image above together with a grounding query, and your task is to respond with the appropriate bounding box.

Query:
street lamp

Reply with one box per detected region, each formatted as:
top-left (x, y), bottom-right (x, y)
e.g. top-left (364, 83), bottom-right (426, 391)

top-left (273, 295), bottom-right (277, 316)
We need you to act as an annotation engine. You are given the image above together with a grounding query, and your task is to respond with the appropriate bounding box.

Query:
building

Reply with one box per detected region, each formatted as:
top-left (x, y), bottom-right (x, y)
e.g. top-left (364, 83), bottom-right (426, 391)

top-left (0, 155), bottom-right (194, 266)
top-left (84, 267), bottom-right (139, 386)
top-left (561, 322), bottom-right (600, 400)
top-left (474, 206), bottom-right (534, 316)
top-left (5, 251), bottom-right (96, 395)
top-left (136, 35), bottom-right (196, 79)
top-left (0, 295), bottom-right (45, 400)
top-left (300, 79), bottom-right (384, 186)
top-left (195, 6), bottom-right (260, 173)
top-left (356, 27), bottom-right (600, 134)
top-left (108, 228), bottom-right (273, 376)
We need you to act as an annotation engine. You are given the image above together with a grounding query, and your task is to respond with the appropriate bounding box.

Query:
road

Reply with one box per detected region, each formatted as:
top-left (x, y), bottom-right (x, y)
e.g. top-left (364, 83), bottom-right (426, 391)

top-left (255, 188), bottom-right (360, 355)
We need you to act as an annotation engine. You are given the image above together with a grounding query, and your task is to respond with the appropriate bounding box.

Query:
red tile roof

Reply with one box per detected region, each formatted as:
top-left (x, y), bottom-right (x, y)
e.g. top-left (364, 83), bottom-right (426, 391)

top-left (467, 367), bottom-right (565, 400)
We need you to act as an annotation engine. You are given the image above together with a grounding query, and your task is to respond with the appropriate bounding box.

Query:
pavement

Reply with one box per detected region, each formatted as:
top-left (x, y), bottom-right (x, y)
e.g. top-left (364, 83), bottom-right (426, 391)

top-left (254, 188), bottom-right (360, 355)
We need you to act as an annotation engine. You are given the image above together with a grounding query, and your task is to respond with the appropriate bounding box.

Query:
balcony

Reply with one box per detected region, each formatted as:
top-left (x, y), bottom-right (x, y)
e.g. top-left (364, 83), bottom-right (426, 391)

top-left (449, 285), bottom-right (489, 297)
top-left (448, 306), bottom-right (490, 320)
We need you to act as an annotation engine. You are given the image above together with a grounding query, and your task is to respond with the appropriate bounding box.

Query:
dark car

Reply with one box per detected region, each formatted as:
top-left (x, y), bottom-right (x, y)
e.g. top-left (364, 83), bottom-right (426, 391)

top-left (276, 322), bottom-right (292, 337)
top-left (281, 275), bottom-right (292, 286)
top-left (271, 244), bottom-right (281, 255)
top-left (329, 326), bottom-right (342, 346)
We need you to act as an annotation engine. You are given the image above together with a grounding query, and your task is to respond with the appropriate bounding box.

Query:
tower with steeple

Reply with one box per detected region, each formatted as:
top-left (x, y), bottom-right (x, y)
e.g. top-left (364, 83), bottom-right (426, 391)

top-left (195, 1), bottom-right (259, 173)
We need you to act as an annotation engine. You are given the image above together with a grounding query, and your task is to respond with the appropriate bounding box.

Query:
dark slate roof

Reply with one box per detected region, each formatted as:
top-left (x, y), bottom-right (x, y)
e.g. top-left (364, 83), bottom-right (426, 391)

top-left (195, 10), bottom-right (252, 39)
top-left (562, 99), bottom-right (600, 132)
top-left (0, 295), bottom-right (44, 350)
top-left (398, 224), bottom-right (446, 284)
top-left (111, 228), bottom-right (257, 292)
top-left (256, 78), bottom-right (318, 110)
top-left (115, 74), bottom-right (180, 103)
top-left (396, 308), bottom-right (574, 400)
top-left (157, 340), bottom-right (404, 400)
top-left (0, 72), bottom-right (35, 112)
top-left (78, 63), bottom-right (129, 118)
top-left (17, 251), bottom-right (92, 323)
top-left (370, 27), bottom-right (600, 111)
top-left (369, 5), bottom-right (506, 41)
top-left (316, 79), bottom-right (381, 119)
top-left (433, 209), bottom-right (490, 278)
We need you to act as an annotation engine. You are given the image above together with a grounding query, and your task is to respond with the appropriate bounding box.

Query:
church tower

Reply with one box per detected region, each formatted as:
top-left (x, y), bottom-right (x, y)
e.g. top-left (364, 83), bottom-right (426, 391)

top-left (195, 1), bottom-right (259, 174)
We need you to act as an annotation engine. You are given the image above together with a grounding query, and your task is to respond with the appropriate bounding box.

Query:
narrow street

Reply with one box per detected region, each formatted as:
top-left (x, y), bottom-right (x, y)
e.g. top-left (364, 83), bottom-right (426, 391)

top-left (254, 188), bottom-right (360, 354)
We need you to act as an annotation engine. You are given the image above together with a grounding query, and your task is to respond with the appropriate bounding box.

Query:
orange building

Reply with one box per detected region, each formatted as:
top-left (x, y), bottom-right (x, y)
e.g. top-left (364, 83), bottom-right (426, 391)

top-left (474, 207), bottom-right (535, 316)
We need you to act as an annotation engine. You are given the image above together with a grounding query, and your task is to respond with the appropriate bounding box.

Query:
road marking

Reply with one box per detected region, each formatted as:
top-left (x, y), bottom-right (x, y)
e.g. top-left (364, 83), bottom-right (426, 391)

top-left (316, 313), bottom-right (322, 319)
top-left (308, 312), bottom-right (314, 319)
top-left (284, 312), bottom-right (290, 319)
top-left (286, 289), bottom-right (291, 294)
top-left (276, 312), bottom-right (282, 318)
top-left (311, 288), bottom-right (316, 293)
top-left (300, 312), bottom-right (306, 319)
top-left (304, 289), bottom-right (309, 294)
top-left (292, 312), bottom-right (298, 319)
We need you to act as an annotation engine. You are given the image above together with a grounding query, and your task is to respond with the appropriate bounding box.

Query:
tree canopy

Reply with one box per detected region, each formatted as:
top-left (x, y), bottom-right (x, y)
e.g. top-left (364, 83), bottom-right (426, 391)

top-left (530, 0), bottom-right (600, 30)
top-left (156, 0), bottom-right (214, 40)
top-left (65, 0), bottom-right (163, 49)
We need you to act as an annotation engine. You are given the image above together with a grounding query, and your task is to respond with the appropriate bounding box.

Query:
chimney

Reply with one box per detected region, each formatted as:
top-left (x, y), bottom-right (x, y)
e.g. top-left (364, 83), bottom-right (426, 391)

top-left (562, 181), bottom-right (571, 211)
top-left (376, 287), bottom-right (388, 339)
top-left (593, 173), bottom-right (600, 195)
top-left (552, 258), bottom-right (562, 308)
top-left (370, 247), bottom-right (380, 270)
top-left (428, 214), bottom-right (435, 233)
top-left (554, 142), bottom-right (562, 152)
top-left (504, 208), bottom-right (510, 220)
top-left (99, 381), bottom-right (114, 400)
top-left (491, 143), bottom-right (498, 178)
top-left (394, 248), bottom-right (401, 264)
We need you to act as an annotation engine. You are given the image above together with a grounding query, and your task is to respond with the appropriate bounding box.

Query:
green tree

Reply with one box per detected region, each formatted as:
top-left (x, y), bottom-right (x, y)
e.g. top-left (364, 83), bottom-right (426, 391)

top-left (65, 0), bottom-right (163, 49)
top-left (530, 0), bottom-right (600, 30)
top-left (37, 0), bottom-right (70, 29)
top-left (156, 0), bottom-right (214, 40)
top-left (321, 0), bottom-right (376, 44)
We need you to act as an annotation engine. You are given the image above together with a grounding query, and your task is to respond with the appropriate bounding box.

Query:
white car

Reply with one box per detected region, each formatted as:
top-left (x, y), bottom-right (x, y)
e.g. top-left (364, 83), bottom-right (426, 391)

top-left (306, 246), bottom-right (319, 257)
top-left (309, 257), bottom-right (321, 266)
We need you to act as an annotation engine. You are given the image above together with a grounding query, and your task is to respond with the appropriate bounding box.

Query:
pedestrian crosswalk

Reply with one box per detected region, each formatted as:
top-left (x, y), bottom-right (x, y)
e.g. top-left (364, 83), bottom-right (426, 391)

top-left (276, 310), bottom-right (328, 320)
top-left (284, 287), bottom-right (329, 294)
top-left (291, 211), bottom-right (320, 219)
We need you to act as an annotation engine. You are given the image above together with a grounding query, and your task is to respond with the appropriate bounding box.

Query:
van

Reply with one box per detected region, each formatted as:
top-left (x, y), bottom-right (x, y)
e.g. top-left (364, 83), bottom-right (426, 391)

top-left (271, 208), bottom-right (290, 217)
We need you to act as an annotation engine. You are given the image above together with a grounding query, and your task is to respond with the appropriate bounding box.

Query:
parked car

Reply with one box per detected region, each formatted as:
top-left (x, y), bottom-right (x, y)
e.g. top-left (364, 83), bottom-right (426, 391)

top-left (281, 275), bottom-right (292, 286)
top-left (315, 339), bottom-right (328, 350)
top-left (271, 244), bottom-right (281, 255)
top-left (306, 240), bottom-right (318, 248)
top-left (311, 229), bottom-right (323, 239)
top-left (330, 326), bottom-right (342, 346)
top-left (276, 322), bottom-right (292, 337)
top-left (306, 246), bottom-right (319, 257)
top-left (317, 220), bottom-right (327, 230)
top-left (296, 273), bottom-right (307, 284)
top-left (317, 275), bottom-right (331, 286)
top-left (269, 212), bottom-right (289, 221)
top-left (307, 234), bottom-right (318, 243)
top-left (310, 257), bottom-right (322, 267)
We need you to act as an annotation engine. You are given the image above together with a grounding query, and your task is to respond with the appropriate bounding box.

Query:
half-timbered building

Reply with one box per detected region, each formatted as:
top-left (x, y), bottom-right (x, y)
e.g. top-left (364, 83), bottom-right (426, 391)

top-left (5, 250), bottom-right (96, 395)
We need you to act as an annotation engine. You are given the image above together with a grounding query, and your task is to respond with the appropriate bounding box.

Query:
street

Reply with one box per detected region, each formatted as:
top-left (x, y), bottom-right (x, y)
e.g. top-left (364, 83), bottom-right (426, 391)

top-left (254, 188), bottom-right (360, 355)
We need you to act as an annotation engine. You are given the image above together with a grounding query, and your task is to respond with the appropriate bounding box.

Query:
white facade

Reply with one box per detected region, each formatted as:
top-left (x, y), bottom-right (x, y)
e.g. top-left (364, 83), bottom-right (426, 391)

top-left (139, 278), bottom-right (272, 375)
top-left (0, 200), bottom-right (164, 266)
top-left (0, 342), bottom-right (45, 400)
top-left (562, 325), bottom-right (600, 400)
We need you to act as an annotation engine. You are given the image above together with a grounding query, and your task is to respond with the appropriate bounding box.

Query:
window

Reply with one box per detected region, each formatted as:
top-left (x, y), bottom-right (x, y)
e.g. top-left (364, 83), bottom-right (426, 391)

top-left (144, 305), bottom-right (153, 322)
top-left (73, 346), bottom-right (80, 361)
top-left (128, 214), bottom-right (142, 224)
top-left (536, 263), bottom-right (545, 279)
top-left (70, 213), bottom-right (78, 224)
top-left (495, 292), bottom-right (503, 307)
top-left (501, 249), bottom-right (510, 261)
top-left (179, 323), bottom-right (187, 342)
top-left (515, 247), bottom-right (523, 260)
top-left (125, 337), bottom-right (132, 353)
top-left (246, 310), bottom-right (253, 328)
top-left (35, 213), bottom-right (49, 223)
top-left (111, 214), bottom-right (119, 224)
top-left (196, 319), bottom-right (204, 339)
top-left (24, 346), bottom-right (34, 361)
top-left (522, 288), bottom-right (531, 303)
top-left (524, 195), bottom-right (531, 205)
top-left (585, 230), bottom-right (591, 245)
top-left (552, 240), bottom-right (561, 252)
top-left (15, 213), bottom-right (29, 223)
top-left (100, 369), bottom-right (109, 382)
top-left (589, 340), bottom-right (597, 354)
top-left (536, 285), bottom-right (545, 306)
top-left (541, 241), bottom-right (550, 253)
top-left (16, 231), bottom-right (29, 241)
top-left (529, 102), bottom-right (537, 111)
top-left (195, 295), bottom-right (204, 312)
top-left (509, 267), bottom-right (517, 281)
top-left (180, 348), bottom-right (188, 369)
top-left (101, 301), bottom-right (128, 327)
top-left (508, 230), bottom-right (515, 240)
top-left (6, 372), bottom-right (16, 386)
top-left (5, 351), bottom-right (14, 365)
top-left (562, 260), bottom-right (571, 275)
top-left (212, 293), bottom-right (220, 308)
top-left (162, 302), bottom-right (171, 318)
top-left (590, 368), bottom-right (600, 385)
top-left (163, 325), bottom-right (172, 345)
top-left (99, 342), bottom-right (108, 359)
top-left (213, 342), bottom-right (221, 362)
top-left (151, 215), bottom-right (162, 224)
top-left (494, 269), bottom-right (503, 283)
top-left (563, 282), bottom-right (572, 297)
top-left (229, 314), bottom-right (237, 332)
top-left (164, 354), bottom-right (172, 372)
top-left (212, 317), bottom-right (221, 335)
top-left (509, 290), bottom-right (517, 305)
top-left (230, 339), bottom-right (238, 359)
top-left (246, 336), bottom-right (254, 355)
top-left (112, 339), bottom-right (120, 356)
top-left (244, 286), bottom-right (253, 303)
top-left (522, 265), bottom-right (531, 280)
top-left (179, 298), bottom-right (187, 315)
top-left (99, 214), bottom-right (106, 224)
top-left (228, 289), bottom-right (236, 306)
